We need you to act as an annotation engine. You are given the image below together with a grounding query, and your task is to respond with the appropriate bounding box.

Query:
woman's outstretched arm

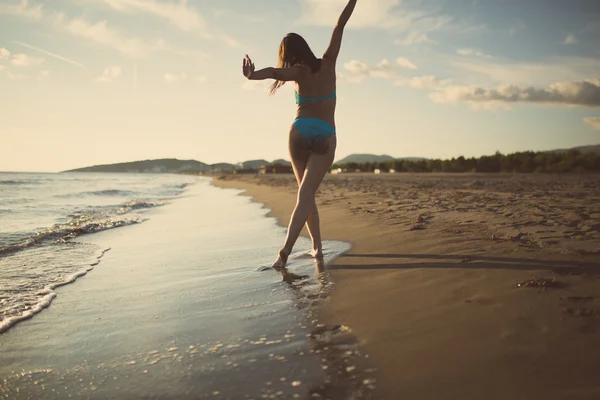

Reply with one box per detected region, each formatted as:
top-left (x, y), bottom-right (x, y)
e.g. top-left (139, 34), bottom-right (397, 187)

top-left (323, 0), bottom-right (357, 61)
top-left (243, 54), bottom-right (305, 81)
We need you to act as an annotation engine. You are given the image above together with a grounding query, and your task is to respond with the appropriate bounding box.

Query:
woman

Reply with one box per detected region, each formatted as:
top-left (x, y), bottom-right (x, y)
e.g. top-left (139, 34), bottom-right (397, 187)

top-left (242, 0), bottom-right (357, 269)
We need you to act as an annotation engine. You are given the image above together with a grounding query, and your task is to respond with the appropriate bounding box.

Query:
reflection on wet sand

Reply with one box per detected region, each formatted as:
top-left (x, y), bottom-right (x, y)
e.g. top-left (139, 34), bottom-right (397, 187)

top-left (275, 258), bottom-right (378, 399)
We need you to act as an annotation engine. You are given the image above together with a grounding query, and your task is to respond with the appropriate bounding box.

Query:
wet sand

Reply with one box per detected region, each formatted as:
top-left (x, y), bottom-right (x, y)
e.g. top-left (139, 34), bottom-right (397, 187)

top-left (0, 180), bottom-right (375, 399)
top-left (213, 172), bottom-right (600, 400)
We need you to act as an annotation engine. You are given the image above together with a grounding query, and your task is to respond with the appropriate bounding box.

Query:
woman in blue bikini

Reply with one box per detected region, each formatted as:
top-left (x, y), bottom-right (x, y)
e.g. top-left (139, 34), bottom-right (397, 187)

top-left (242, 0), bottom-right (357, 269)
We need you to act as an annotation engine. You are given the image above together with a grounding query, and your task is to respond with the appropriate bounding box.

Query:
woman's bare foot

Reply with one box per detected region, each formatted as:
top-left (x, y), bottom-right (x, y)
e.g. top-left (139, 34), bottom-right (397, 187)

top-left (271, 249), bottom-right (289, 269)
top-left (310, 248), bottom-right (324, 260)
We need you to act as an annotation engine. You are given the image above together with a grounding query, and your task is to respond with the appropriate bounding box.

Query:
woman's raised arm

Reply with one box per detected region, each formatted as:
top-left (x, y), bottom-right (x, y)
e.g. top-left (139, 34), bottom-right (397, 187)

top-left (323, 0), bottom-right (357, 62)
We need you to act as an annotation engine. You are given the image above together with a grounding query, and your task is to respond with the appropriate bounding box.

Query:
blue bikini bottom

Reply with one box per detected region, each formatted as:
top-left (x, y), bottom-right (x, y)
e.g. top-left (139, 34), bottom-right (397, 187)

top-left (292, 118), bottom-right (336, 143)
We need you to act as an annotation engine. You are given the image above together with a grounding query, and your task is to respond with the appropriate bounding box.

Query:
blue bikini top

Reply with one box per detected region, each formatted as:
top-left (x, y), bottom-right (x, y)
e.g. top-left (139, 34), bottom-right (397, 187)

top-left (295, 91), bottom-right (336, 105)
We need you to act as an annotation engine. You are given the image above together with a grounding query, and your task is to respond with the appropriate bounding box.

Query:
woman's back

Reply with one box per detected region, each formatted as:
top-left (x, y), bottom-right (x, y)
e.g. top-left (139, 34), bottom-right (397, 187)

top-left (295, 58), bottom-right (337, 127)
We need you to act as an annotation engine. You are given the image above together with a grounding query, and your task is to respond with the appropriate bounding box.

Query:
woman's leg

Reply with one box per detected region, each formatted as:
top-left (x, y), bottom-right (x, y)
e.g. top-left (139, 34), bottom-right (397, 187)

top-left (288, 132), bottom-right (324, 258)
top-left (272, 135), bottom-right (336, 268)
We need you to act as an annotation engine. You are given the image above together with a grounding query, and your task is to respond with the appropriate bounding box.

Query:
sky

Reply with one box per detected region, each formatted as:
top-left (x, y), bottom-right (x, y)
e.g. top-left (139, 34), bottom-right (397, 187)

top-left (1, 0), bottom-right (599, 172)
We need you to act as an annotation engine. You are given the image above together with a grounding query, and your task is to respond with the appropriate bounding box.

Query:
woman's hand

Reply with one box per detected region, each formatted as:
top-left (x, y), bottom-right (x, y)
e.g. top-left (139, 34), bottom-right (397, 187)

top-left (242, 54), bottom-right (255, 79)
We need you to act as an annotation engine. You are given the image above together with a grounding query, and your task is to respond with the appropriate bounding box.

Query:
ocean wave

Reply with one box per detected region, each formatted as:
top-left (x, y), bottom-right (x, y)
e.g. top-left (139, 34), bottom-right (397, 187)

top-left (0, 217), bottom-right (139, 257)
top-left (117, 200), bottom-right (163, 214)
top-left (0, 180), bottom-right (33, 185)
top-left (86, 189), bottom-right (137, 196)
top-left (165, 182), bottom-right (189, 189)
top-left (55, 189), bottom-right (138, 198)
top-left (0, 248), bottom-right (111, 333)
top-left (0, 199), bottom-right (161, 257)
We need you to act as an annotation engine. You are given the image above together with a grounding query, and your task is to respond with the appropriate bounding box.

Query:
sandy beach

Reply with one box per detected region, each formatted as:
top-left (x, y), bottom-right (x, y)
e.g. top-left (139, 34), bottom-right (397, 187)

top-left (213, 172), bottom-right (600, 400)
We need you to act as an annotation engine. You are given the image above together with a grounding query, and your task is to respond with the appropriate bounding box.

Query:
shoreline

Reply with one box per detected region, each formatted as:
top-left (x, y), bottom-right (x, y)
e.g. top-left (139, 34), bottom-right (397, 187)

top-left (1, 177), bottom-right (379, 399)
top-left (212, 172), bottom-right (600, 400)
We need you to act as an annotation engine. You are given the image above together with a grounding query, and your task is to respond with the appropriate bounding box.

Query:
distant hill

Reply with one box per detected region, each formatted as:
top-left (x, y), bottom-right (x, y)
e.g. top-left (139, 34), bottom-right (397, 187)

top-left (64, 158), bottom-right (292, 173)
top-left (239, 159), bottom-right (270, 170)
top-left (63, 143), bottom-right (600, 175)
top-left (64, 159), bottom-right (208, 173)
top-left (335, 154), bottom-right (426, 165)
top-left (209, 162), bottom-right (237, 171)
top-left (270, 159), bottom-right (292, 166)
top-left (549, 144), bottom-right (600, 155)
top-left (335, 154), bottom-right (394, 164)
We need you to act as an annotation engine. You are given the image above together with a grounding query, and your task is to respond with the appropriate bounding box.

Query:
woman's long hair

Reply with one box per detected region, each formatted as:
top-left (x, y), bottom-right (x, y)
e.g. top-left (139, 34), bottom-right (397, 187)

top-left (270, 33), bottom-right (321, 95)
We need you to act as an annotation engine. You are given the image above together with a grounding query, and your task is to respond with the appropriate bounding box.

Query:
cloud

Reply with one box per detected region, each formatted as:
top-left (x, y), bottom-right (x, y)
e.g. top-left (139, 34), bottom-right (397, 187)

top-left (84, 0), bottom-right (240, 48)
top-left (54, 13), bottom-right (166, 58)
top-left (0, 47), bottom-right (9, 58)
top-left (0, 65), bottom-right (5, 73)
top-left (10, 53), bottom-right (44, 66)
top-left (395, 75), bottom-right (452, 89)
top-left (298, 0), bottom-right (454, 47)
top-left (94, 66), bottom-right (122, 82)
top-left (584, 117), bottom-right (600, 130)
top-left (456, 48), bottom-right (493, 58)
top-left (195, 76), bottom-right (207, 83)
top-left (343, 57), bottom-right (417, 82)
top-left (85, 0), bottom-right (205, 31)
top-left (395, 31), bottom-right (435, 46)
top-left (396, 57), bottom-right (416, 69)
top-left (164, 72), bottom-right (187, 83)
top-left (343, 59), bottom-right (397, 82)
top-left (13, 41), bottom-right (86, 68)
top-left (564, 33), bottom-right (577, 45)
top-left (299, 0), bottom-right (415, 29)
top-left (429, 79), bottom-right (600, 109)
top-left (451, 57), bottom-right (600, 87)
top-left (0, 0), bottom-right (43, 20)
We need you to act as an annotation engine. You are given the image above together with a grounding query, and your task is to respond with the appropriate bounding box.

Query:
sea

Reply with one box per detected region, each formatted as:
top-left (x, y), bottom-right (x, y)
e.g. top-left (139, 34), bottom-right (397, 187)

top-left (0, 172), bottom-right (372, 399)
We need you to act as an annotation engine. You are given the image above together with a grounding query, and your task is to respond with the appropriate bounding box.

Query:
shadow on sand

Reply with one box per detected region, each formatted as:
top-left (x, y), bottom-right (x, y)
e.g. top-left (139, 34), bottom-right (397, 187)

top-left (328, 253), bottom-right (600, 277)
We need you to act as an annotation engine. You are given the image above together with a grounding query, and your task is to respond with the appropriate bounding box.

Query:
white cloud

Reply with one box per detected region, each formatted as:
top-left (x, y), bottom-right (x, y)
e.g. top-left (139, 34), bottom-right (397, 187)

top-left (343, 59), bottom-right (397, 82)
top-left (299, 0), bottom-right (415, 29)
top-left (395, 31), bottom-right (435, 46)
top-left (396, 57), bottom-right (417, 69)
top-left (564, 33), bottom-right (577, 45)
top-left (54, 13), bottom-right (166, 58)
top-left (457, 48), bottom-right (493, 58)
top-left (164, 72), bottom-right (187, 83)
top-left (94, 66), bottom-right (122, 82)
top-left (451, 57), bottom-right (600, 87)
top-left (429, 79), bottom-right (600, 109)
top-left (343, 57), bottom-right (418, 82)
top-left (85, 0), bottom-right (205, 31)
top-left (10, 53), bottom-right (44, 66)
top-left (84, 0), bottom-right (239, 48)
top-left (0, 47), bottom-right (9, 58)
top-left (196, 76), bottom-right (207, 83)
top-left (0, 0), bottom-right (43, 20)
top-left (395, 75), bottom-right (452, 89)
top-left (0, 64), bottom-right (5, 73)
top-left (584, 117), bottom-right (600, 130)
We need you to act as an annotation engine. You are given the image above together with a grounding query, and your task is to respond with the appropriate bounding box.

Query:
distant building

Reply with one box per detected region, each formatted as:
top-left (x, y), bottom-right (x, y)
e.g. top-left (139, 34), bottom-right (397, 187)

top-left (234, 168), bottom-right (259, 175)
top-left (260, 164), bottom-right (294, 174)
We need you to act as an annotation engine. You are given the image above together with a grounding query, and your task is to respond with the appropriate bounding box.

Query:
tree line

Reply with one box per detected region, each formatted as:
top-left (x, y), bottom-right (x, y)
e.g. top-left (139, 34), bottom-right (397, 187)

top-left (332, 150), bottom-right (600, 173)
